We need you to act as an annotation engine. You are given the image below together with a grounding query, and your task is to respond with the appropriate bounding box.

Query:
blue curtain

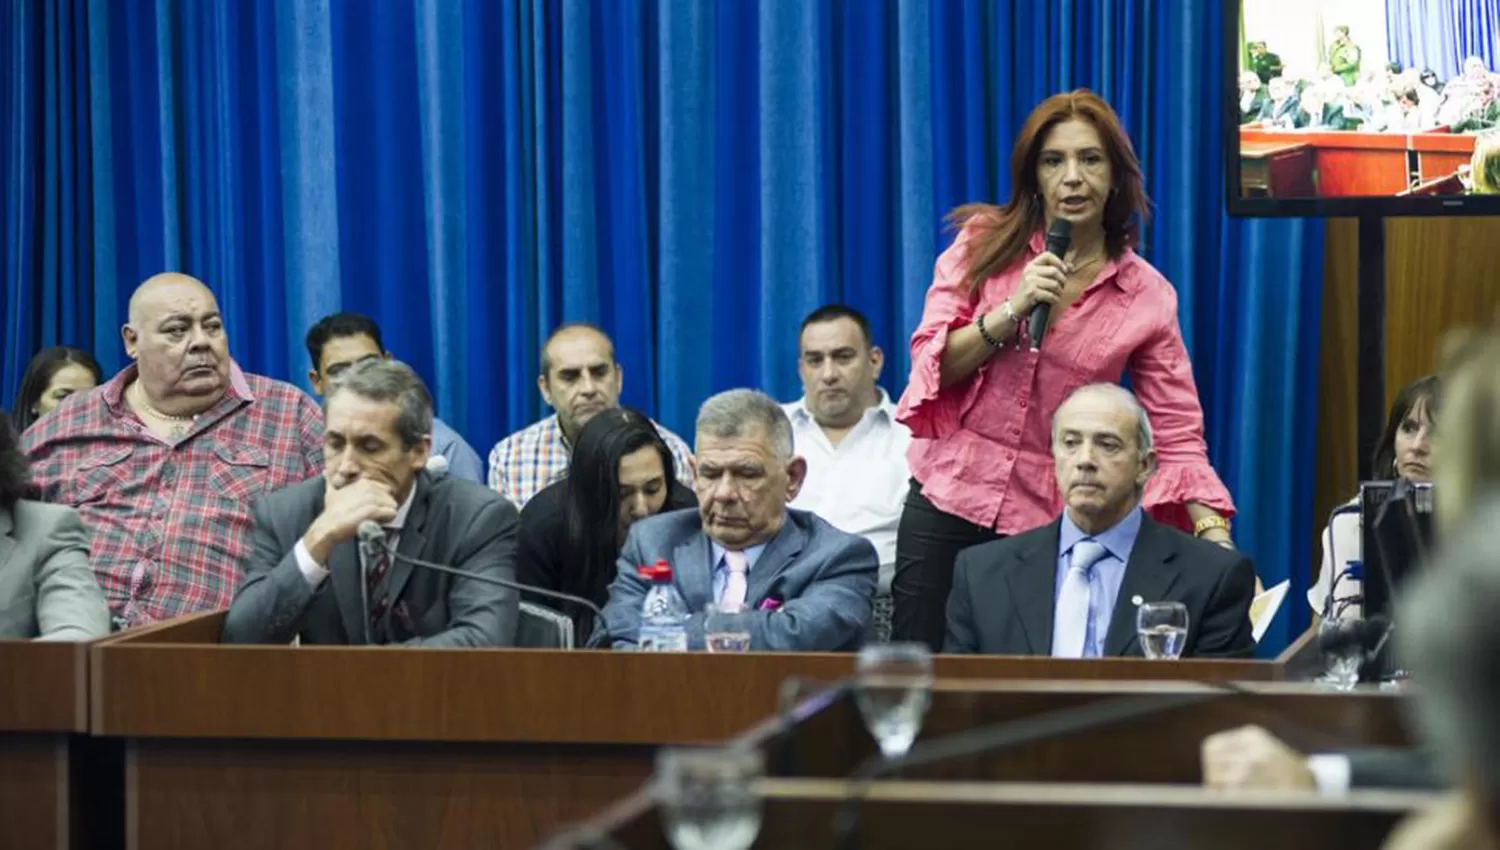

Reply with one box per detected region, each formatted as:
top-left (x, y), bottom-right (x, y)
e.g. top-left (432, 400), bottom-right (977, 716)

top-left (0, 0), bottom-right (1320, 651)
top-left (1387, 0), bottom-right (1500, 80)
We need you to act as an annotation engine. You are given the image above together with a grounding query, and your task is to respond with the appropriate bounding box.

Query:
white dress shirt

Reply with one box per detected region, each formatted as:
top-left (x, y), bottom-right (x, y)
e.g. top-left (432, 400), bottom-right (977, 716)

top-left (294, 482), bottom-right (418, 587)
top-left (783, 390), bottom-right (911, 593)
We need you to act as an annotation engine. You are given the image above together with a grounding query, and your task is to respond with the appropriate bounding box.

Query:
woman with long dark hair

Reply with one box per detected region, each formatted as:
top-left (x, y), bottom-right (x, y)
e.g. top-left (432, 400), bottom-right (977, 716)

top-left (1308, 375), bottom-right (1438, 620)
top-left (516, 407), bottom-right (696, 636)
top-left (892, 89), bottom-right (1237, 649)
top-left (10, 347), bottom-right (103, 434)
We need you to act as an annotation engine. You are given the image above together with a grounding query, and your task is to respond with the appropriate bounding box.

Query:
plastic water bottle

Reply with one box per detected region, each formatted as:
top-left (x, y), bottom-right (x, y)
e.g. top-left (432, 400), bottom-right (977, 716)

top-left (637, 560), bottom-right (689, 652)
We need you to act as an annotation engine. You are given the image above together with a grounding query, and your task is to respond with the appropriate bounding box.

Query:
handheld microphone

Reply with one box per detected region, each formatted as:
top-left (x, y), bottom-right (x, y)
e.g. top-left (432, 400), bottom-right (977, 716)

top-left (1028, 218), bottom-right (1072, 350)
top-left (357, 520), bottom-right (609, 647)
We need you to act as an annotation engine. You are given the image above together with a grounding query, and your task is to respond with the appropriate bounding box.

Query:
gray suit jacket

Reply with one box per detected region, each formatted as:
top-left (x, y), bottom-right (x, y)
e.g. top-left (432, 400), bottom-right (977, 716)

top-left (222, 471), bottom-right (519, 647)
top-left (944, 515), bottom-right (1256, 658)
top-left (597, 508), bottom-right (877, 652)
top-left (0, 500), bottom-right (110, 640)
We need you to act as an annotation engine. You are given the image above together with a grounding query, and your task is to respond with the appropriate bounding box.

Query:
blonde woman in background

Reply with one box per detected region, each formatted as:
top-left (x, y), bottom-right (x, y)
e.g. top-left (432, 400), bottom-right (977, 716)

top-left (1465, 132), bottom-right (1500, 194)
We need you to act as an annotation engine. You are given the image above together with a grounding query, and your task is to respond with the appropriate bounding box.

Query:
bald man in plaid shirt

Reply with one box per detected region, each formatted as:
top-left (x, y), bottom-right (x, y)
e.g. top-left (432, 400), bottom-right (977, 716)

top-left (22, 274), bottom-right (324, 627)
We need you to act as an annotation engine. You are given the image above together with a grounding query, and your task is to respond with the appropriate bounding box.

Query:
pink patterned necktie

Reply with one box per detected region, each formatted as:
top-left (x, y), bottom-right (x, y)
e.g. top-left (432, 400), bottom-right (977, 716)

top-left (721, 550), bottom-right (749, 609)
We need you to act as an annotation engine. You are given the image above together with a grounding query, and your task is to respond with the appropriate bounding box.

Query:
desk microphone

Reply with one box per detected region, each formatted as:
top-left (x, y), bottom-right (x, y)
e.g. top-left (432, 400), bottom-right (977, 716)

top-left (356, 520), bottom-right (609, 647)
top-left (1029, 218), bottom-right (1072, 350)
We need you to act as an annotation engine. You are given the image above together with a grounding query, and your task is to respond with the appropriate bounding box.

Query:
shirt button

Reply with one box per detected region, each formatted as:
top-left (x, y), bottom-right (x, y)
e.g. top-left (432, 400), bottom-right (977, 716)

top-left (1019, 400), bottom-right (1027, 409)
top-left (1006, 452), bottom-right (1016, 461)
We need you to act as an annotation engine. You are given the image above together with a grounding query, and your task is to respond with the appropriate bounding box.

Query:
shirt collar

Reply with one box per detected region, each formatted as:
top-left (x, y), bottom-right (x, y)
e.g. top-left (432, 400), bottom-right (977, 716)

top-left (1025, 229), bottom-right (1138, 294)
top-left (787, 387), bottom-right (896, 425)
top-left (388, 479), bottom-right (418, 532)
top-left (710, 540), bottom-right (770, 572)
top-left (102, 360), bottom-right (257, 415)
top-left (1059, 504), bottom-right (1144, 563)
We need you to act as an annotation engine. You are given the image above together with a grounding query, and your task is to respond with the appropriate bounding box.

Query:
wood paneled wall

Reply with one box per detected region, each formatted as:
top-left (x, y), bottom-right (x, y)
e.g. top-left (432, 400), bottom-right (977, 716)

top-left (1313, 217), bottom-right (1500, 581)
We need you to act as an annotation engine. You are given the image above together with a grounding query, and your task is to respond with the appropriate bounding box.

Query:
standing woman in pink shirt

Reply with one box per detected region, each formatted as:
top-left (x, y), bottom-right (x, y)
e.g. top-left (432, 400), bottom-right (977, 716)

top-left (891, 90), bottom-right (1237, 649)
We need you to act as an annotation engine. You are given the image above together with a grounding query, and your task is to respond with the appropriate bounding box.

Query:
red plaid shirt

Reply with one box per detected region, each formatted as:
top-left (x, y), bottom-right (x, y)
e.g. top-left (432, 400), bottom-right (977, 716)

top-left (22, 362), bottom-right (324, 625)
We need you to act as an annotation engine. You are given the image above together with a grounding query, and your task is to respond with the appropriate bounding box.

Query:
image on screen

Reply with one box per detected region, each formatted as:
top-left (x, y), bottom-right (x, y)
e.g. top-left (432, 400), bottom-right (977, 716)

top-left (1235, 0), bottom-right (1500, 200)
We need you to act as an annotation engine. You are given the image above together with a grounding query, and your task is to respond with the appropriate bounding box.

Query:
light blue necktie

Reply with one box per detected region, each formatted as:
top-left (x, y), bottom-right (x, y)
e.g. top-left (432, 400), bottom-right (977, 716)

top-left (1052, 539), bottom-right (1109, 658)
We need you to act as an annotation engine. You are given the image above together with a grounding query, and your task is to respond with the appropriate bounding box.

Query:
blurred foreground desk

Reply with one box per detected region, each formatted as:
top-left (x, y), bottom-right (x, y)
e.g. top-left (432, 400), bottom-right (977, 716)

top-left (0, 640), bottom-right (89, 850)
top-left (92, 611), bottom-right (1284, 849)
top-left (764, 679), bottom-right (1410, 783)
top-left (560, 780), bottom-right (1428, 850)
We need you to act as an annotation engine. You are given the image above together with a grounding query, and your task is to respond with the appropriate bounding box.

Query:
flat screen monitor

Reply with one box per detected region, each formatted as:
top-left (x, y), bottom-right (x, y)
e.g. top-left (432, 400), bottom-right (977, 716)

top-left (1226, 0), bottom-right (1500, 216)
top-left (1358, 480), bottom-right (1434, 622)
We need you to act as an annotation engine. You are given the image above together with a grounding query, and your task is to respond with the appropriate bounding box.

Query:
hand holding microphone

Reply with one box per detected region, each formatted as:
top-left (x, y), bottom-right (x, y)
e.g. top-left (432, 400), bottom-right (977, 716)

top-left (1023, 218), bottom-right (1073, 350)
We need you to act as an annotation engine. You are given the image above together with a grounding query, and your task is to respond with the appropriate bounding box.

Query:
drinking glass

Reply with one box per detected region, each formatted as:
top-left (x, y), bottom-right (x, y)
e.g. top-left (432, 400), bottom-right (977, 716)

top-left (1317, 616), bottom-right (1365, 691)
top-left (656, 746), bottom-right (763, 850)
top-left (705, 602), bottom-right (752, 653)
top-left (853, 642), bottom-right (933, 759)
top-left (1136, 602), bottom-right (1190, 660)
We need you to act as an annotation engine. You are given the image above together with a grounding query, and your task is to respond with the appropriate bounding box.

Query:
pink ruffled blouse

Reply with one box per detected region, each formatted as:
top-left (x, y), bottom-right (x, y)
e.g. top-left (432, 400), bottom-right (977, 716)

top-left (896, 222), bottom-right (1234, 535)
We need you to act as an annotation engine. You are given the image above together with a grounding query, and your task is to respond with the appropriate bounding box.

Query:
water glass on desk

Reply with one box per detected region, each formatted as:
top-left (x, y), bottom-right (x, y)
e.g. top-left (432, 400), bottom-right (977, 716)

top-left (656, 746), bottom-right (763, 850)
top-left (705, 602), bottom-right (752, 653)
top-left (1136, 602), bottom-right (1189, 659)
top-left (853, 643), bottom-right (933, 759)
top-left (1317, 616), bottom-right (1366, 691)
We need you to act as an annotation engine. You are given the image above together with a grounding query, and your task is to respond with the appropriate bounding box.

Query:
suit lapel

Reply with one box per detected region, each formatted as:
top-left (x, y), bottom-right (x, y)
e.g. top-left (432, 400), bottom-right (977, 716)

top-left (673, 530), bottom-right (714, 613)
top-left (0, 510), bottom-right (17, 613)
top-left (745, 515), bottom-right (807, 607)
top-left (1005, 521), bottom-right (1062, 655)
top-left (1103, 518), bottom-right (1182, 657)
top-left (385, 474), bottom-right (432, 611)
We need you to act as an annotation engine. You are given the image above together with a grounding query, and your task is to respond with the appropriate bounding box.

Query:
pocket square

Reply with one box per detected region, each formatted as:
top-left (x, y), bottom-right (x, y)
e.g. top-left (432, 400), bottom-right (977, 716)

top-left (758, 597), bottom-right (784, 612)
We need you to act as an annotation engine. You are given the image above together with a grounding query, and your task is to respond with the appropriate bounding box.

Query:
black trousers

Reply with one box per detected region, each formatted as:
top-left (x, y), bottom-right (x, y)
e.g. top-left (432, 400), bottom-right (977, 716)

top-left (890, 478), bottom-right (1001, 650)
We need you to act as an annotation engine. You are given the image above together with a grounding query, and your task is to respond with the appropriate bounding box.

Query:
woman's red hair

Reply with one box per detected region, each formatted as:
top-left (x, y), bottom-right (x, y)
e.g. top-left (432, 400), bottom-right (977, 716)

top-left (948, 89), bottom-right (1151, 295)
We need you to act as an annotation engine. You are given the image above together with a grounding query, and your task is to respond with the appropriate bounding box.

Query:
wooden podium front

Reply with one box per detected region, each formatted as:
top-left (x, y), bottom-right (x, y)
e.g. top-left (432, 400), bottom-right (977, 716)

top-left (0, 640), bottom-right (90, 850)
top-left (91, 611), bottom-right (1288, 849)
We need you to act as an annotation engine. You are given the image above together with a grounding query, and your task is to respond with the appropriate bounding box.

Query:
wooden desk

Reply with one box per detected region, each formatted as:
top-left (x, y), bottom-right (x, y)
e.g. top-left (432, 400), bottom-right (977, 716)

top-left (1241, 140), bottom-right (1315, 197)
top-left (0, 640), bottom-right (89, 850)
top-left (92, 611), bottom-right (1283, 849)
top-left (1240, 129), bottom-right (1412, 196)
top-left (1411, 132), bottom-right (1475, 182)
top-left (552, 780), bottom-right (1430, 850)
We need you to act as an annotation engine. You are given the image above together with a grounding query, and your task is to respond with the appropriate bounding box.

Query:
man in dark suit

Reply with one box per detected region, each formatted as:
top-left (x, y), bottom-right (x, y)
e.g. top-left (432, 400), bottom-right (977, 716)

top-left (944, 384), bottom-right (1256, 658)
top-left (597, 389), bottom-right (877, 651)
top-left (223, 359), bottom-right (518, 647)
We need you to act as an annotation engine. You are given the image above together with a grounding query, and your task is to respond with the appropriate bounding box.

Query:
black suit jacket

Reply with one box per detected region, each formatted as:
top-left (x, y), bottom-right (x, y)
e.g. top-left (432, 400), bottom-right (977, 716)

top-left (944, 514), bottom-right (1256, 658)
top-left (516, 477), bottom-right (696, 636)
top-left (222, 470), bottom-right (520, 647)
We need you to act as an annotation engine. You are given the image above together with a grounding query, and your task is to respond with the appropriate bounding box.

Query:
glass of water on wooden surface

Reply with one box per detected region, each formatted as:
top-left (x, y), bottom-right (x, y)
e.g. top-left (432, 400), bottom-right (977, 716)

top-left (1136, 601), bottom-right (1189, 659)
top-left (656, 746), bottom-right (763, 850)
top-left (705, 602), bottom-right (752, 653)
top-left (853, 642), bottom-right (933, 759)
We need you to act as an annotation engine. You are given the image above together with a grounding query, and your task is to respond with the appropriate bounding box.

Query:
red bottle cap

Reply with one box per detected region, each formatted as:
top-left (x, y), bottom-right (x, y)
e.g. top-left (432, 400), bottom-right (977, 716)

top-left (637, 560), bottom-right (674, 582)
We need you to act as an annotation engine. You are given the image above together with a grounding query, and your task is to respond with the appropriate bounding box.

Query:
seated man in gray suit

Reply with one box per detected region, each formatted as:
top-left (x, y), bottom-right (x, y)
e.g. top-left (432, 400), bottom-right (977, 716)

top-left (223, 360), bottom-right (518, 647)
top-left (0, 417), bottom-right (109, 640)
top-left (945, 384), bottom-right (1256, 658)
top-left (597, 389), bottom-right (877, 651)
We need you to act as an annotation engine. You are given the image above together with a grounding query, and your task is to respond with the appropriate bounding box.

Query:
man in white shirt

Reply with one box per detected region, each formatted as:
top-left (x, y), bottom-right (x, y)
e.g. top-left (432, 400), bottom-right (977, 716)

top-left (782, 305), bottom-right (911, 642)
